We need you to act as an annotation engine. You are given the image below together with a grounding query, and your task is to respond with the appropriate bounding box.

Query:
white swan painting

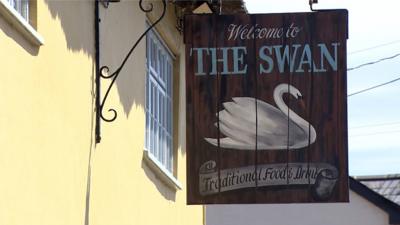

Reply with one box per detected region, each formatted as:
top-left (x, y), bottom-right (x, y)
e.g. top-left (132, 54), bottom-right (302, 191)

top-left (205, 83), bottom-right (317, 150)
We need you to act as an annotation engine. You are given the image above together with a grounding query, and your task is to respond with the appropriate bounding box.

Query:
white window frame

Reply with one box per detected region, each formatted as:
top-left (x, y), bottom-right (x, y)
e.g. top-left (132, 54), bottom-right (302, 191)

top-left (144, 26), bottom-right (181, 190)
top-left (0, 0), bottom-right (44, 45)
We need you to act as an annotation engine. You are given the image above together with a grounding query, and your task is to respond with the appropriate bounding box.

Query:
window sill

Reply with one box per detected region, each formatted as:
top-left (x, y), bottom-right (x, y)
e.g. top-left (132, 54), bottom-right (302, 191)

top-left (143, 149), bottom-right (182, 190)
top-left (0, 0), bottom-right (44, 46)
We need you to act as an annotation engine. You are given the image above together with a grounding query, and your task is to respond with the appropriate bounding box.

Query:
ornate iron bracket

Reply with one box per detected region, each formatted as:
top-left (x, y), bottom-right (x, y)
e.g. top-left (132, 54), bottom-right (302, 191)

top-left (95, 0), bottom-right (167, 143)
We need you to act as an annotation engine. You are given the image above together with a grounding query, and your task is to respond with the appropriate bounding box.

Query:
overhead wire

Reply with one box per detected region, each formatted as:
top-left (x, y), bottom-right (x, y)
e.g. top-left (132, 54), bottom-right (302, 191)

top-left (348, 40), bottom-right (400, 55)
top-left (347, 44), bottom-right (400, 140)
top-left (347, 53), bottom-right (400, 71)
top-left (347, 76), bottom-right (400, 97)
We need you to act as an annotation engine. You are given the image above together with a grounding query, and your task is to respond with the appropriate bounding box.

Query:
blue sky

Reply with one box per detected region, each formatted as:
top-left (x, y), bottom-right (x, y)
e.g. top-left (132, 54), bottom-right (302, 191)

top-left (244, 0), bottom-right (400, 176)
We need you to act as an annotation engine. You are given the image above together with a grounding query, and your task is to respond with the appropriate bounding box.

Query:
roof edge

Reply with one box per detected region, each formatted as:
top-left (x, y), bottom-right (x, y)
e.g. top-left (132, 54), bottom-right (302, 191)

top-left (350, 177), bottom-right (400, 224)
top-left (355, 174), bottom-right (400, 181)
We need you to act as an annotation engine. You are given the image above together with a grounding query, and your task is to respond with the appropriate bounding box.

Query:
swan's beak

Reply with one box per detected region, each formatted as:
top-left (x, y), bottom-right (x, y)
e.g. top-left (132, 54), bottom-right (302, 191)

top-left (299, 98), bottom-right (306, 109)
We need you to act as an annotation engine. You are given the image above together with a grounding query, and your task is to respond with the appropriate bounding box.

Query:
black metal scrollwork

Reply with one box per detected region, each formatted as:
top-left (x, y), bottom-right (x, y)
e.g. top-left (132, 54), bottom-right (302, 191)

top-left (97, 0), bottom-right (167, 137)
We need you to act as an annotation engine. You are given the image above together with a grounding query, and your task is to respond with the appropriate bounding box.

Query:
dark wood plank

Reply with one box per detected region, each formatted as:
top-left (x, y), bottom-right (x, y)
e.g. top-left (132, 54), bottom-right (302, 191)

top-left (186, 15), bottom-right (221, 204)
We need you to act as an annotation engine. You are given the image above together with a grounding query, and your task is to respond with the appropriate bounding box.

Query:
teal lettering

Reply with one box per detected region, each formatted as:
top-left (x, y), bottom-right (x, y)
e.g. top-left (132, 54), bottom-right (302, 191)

top-left (259, 46), bottom-right (274, 74)
top-left (210, 47), bottom-right (231, 75)
top-left (319, 43), bottom-right (339, 71)
top-left (190, 47), bottom-right (209, 76)
top-left (274, 44), bottom-right (301, 73)
top-left (232, 47), bottom-right (248, 74)
top-left (296, 44), bottom-right (312, 72)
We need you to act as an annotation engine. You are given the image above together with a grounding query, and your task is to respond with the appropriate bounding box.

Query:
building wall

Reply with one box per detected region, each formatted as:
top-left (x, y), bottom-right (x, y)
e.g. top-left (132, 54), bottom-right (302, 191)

top-left (206, 190), bottom-right (389, 225)
top-left (0, 1), bottom-right (94, 224)
top-left (92, 1), bottom-right (202, 225)
top-left (0, 0), bottom-right (202, 225)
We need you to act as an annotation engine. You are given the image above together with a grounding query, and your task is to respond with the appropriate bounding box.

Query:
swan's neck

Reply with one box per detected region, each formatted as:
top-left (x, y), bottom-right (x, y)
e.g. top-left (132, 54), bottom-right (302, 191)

top-left (273, 84), bottom-right (316, 144)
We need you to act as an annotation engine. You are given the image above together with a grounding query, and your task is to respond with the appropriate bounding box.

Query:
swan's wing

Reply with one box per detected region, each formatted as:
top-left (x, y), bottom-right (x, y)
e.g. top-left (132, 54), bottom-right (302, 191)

top-left (218, 110), bottom-right (256, 138)
top-left (205, 97), bottom-right (311, 150)
top-left (222, 101), bottom-right (256, 122)
top-left (205, 137), bottom-right (296, 150)
top-left (205, 137), bottom-right (256, 150)
top-left (232, 97), bottom-right (289, 136)
top-left (218, 120), bottom-right (255, 146)
top-left (219, 117), bottom-right (292, 149)
top-left (218, 98), bottom-right (289, 140)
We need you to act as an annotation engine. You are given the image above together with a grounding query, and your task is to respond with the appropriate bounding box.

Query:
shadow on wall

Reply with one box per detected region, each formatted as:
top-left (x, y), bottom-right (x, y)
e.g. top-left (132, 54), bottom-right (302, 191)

top-left (45, 0), bottom-right (144, 119)
top-left (0, 16), bottom-right (39, 55)
top-left (98, 1), bottom-right (146, 118)
top-left (45, 0), bottom-right (145, 119)
top-left (141, 159), bottom-right (177, 201)
top-left (44, 0), bottom-right (94, 56)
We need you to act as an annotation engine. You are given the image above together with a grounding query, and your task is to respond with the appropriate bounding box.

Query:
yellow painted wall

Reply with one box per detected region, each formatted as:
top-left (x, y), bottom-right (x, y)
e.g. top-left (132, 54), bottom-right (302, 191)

top-left (0, 0), bottom-right (203, 225)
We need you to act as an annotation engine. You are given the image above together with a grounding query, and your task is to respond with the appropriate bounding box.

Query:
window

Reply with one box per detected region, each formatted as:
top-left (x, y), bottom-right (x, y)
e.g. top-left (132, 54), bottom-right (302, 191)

top-left (145, 28), bottom-right (174, 175)
top-left (7, 0), bottom-right (29, 20)
top-left (0, 0), bottom-right (43, 45)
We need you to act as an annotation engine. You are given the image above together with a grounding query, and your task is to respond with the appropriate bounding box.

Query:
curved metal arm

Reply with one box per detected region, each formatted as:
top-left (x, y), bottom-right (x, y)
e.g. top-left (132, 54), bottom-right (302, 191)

top-left (99, 0), bottom-right (167, 122)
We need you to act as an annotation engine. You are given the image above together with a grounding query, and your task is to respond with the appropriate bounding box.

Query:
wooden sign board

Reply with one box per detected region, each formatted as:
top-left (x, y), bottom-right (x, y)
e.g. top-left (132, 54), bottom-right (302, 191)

top-left (185, 10), bottom-right (349, 204)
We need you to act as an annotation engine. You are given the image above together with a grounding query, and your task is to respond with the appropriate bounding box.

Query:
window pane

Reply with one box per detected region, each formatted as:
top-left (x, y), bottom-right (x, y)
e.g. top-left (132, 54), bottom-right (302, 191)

top-left (155, 46), bottom-right (159, 74)
top-left (157, 48), bottom-right (161, 74)
top-left (155, 87), bottom-right (159, 121)
top-left (168, 99), bottom-right (172, 134)
top-left (166, 62), bottom-right (170, 94)
top-left (150, 118), bottom-right (154, 154)
top-left (152, 84), bottom-right (156, 119)
top-left (7, 0), bottom-right (29, 20)
top-left (159, 130), bottom-right (164, 164)
top-left (151, 83), bottom-right (156, 154)
top-left (7, 0), bottom-right (16, 8)
top-left (145, 113), bottom-right (149, 149)
top-left (159, 93), bottom-right (163, 127)
top-left (162, 97), bottom-right (166, 128)
top-left (146, 36), bottom-right (150, 69)
top-left (159, 92), bottom-right (164, 164)
top-left (160, 53), bottom-right (164, 82)
top-left (14, 0), bottom-right (19, 11)
top-left (152, 40), bottom-right (156, 69)
top-left (167, 138), bottom-right (172, 171)
top-left (145, 75), bottom-right (149, 111)
top-left (158, 91), bottom-right (162, 126)
top-left (153, 120), bottom-right (158, 157)
top-left (21, 0), bottom-right (29, 20)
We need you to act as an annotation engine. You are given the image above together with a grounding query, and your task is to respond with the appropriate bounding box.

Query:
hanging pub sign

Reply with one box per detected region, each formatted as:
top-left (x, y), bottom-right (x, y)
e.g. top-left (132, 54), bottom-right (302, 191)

top-left (185, 10), bottom-right (349, 204)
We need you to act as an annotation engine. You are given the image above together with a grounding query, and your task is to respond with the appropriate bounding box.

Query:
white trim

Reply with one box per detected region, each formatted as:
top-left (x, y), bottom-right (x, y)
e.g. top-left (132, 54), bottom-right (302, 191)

top-left (143, 148), bottom-right (182, 190)
top-left (145, 24), bottom-right (179, 190)
top-left (0, 0), bottom-right (44, 46)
